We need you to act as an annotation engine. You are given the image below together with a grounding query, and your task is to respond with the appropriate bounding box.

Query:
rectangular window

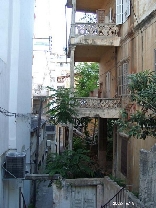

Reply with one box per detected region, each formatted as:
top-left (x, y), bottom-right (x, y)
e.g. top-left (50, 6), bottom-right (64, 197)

top-left (116, 0), bottom-right (130, 25)
top-left (118, 62), bottom-right (128, 96)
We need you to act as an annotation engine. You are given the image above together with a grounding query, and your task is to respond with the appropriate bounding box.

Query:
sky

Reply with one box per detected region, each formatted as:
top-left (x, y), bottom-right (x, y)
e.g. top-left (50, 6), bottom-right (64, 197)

top-left (34, 0), bottom-right (72, 53)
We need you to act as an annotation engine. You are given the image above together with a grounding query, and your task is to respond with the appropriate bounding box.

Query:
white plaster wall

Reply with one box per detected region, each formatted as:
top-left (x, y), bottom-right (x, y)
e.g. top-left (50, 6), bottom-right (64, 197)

top-left (0, 1), bottom-right (9, 63)
top-left (0, 0), bottom-right (10, 156)
top-left (0, 0), bottom-right (34, 207)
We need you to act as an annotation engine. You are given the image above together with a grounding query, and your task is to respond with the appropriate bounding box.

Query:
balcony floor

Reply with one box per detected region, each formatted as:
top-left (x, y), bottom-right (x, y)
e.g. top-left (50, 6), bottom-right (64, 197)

top-left (73, 44), bottom-right (117, 62)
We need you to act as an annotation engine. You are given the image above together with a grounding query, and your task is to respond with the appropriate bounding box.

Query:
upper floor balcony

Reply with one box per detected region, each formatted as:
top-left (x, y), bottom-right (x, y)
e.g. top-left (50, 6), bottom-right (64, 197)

top-left (70, 22), bottom-right (120, 47)
top-left (75, 97), bottom-right (121, 118)
top-left (67, 0), bottom-right (121, 61)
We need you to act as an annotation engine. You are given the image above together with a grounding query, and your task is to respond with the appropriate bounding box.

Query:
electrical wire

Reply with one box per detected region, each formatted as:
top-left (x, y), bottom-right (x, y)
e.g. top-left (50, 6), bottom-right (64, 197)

top-left (2, 162), bottom-right (17, 179)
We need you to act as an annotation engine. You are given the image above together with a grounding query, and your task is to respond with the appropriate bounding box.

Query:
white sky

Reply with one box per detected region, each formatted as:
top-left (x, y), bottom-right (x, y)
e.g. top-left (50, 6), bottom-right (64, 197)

top-left (34, 0), bottom-right (72, 53)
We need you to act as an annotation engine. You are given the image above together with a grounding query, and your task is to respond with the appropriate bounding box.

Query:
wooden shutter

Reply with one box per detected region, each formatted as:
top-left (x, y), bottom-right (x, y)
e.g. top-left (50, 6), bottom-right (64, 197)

top-left (116, 0), bottom-right (123, 25)
top-left (123, 0), bottom-right (130, 23)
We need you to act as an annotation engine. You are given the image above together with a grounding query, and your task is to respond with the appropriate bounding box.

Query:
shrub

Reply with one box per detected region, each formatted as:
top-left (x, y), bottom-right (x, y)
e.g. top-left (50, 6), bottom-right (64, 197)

top-left (46, 149), bottom-right (94, 179)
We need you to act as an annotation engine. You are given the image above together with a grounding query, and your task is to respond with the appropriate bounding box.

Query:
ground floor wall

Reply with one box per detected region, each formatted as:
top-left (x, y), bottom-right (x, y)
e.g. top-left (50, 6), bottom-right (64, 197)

top-left (114, 130), bottom-right (156, 192)
top-left (52, 177), bottom-right (144, 208)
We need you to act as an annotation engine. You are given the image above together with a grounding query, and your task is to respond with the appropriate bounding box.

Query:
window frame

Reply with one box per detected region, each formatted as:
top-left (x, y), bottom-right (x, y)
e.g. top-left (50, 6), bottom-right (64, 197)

top-left (116, 0), bottom-right (131, 25)
top-left (117, 61), bottom-right (129, 96)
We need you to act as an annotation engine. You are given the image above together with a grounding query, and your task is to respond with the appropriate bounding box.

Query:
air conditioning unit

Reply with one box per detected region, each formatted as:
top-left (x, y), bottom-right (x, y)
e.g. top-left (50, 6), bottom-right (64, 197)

top-left (47, 140), bottom-right (51, 147)
top-left (5, 152), bottom-right (26, 179)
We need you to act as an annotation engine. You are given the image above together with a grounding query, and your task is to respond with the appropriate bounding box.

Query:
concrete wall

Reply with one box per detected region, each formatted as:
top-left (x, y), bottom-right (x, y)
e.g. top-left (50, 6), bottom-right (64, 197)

top-left (103, 176), bottom-right (144, 208)
top-left (99, 47), bottom-right (117, 98)
top-left (139, 144), bottom-right (156, 207)
top-left (52, 177), bottom-right (145, 208)
top-left (115, 133), bottom-right (156, 192)
top-left (134, 0), bottom-right (156, 23)
top-left (52, 178), bottom-right (105, 208)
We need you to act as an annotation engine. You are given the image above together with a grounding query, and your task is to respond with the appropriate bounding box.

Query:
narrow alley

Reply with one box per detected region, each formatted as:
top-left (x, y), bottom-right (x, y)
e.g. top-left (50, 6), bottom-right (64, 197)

top-left (36, 180), bottom-right (53, 208)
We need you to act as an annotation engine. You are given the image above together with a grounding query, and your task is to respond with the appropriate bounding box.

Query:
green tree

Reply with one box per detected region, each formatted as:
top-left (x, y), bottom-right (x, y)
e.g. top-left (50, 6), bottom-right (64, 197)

top-left (46, 87), bottom-right (77, 125)
top-left (116, 70), bottom-right (156, 139)
top-left (75, 62), bottom-right (99, 97)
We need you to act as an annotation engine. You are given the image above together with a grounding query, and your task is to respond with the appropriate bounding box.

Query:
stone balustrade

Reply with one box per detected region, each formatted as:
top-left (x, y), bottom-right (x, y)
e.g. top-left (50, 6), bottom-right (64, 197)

top-left (76, 97), bottom-right (121, 109)
top-left (72, 23), bottom-right (119, 37)
top-left (75, 98), bottom-right (121, 118)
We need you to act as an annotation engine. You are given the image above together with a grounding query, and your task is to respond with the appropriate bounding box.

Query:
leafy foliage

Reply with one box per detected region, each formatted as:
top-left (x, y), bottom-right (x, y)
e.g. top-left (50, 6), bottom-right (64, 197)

top-left (75, 62), bottom-right (99, 97)
top-left (109, 175), bottom-right (126, 187)
top-left (73, 137), bottom-right (86, 151)
top-left (46, 149), bottom-right (95, 179)
top-left (116, 70), bottom-right (156, 139)
top-left (46, 87), bottom-right (78, 125)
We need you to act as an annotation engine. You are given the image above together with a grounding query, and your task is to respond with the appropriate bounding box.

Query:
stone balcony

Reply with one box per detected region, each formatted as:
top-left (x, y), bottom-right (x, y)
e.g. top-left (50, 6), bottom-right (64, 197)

top-left (75, 97), bottom-right (121, 118)
top-left (68, 22), bottom-right (121, 62)
top-left (70, 22), bottom-right (121, 46)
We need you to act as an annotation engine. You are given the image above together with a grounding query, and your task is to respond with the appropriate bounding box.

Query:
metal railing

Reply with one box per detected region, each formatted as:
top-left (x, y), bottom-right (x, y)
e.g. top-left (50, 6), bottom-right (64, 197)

top-left (101, 187), bottom-right (126, 208)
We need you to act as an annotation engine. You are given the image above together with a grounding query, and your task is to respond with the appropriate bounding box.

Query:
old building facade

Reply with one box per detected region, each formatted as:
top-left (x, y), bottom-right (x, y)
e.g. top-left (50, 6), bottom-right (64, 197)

top-left (67, 0), bottom-right (156, 198)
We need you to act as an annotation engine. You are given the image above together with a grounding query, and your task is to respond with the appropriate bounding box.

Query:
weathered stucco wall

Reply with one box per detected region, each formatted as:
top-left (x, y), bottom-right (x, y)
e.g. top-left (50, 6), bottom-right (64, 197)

top-left (52, 178), bottom-right (105, 208)
top-left (135, 0), bottom-right (156, 23)
top-left (52, 177), bottom-right (144, 208)
top-left (99, 47), bottom-right (117, 98)
top-left (116, 134), bottom-right (156, 192)
top-left (139, 144), bottom-right (156, 207)
top-left (115, 5), bottom-right (156, 192)
top-left (103, 176), bottom-right (144, 208)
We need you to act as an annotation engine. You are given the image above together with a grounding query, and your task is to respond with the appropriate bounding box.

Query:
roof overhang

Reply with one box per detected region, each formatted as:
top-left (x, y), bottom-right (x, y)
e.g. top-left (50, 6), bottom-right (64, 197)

top-left (76, 0), bottom-right (104, 12)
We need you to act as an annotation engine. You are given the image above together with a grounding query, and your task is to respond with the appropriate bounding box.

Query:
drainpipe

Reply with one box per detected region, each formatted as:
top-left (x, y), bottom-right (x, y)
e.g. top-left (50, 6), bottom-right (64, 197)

top-left (19, 187), bottom-right (21, 208)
